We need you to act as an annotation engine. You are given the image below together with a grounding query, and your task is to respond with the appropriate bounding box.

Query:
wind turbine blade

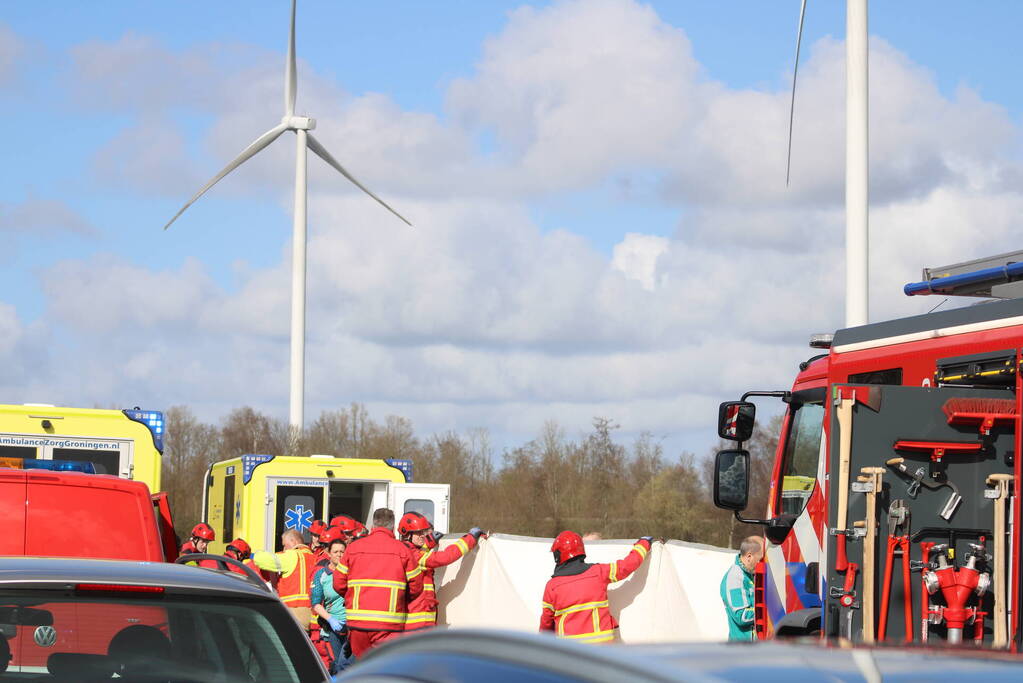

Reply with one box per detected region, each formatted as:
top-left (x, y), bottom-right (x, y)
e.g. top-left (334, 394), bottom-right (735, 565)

top-left (285, 0), bottom-right (297, 116)
top-left (162, 123), bottom-right (288, 230)
top-left (306, 133), bottom-right (412, 227)
top-left (786, 0), bottom-right (808, 187)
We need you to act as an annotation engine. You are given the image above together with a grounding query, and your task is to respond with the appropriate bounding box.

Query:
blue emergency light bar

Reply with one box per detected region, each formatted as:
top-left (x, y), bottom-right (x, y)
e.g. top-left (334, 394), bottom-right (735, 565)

top-left (123, 408), bottom-right (165, 453)
top-left (386, 458), bottom-right (413, 483)
top-left (905, 261), bottom-right (1023, 297)
top-left (13, 458), bottom-right (97, 474)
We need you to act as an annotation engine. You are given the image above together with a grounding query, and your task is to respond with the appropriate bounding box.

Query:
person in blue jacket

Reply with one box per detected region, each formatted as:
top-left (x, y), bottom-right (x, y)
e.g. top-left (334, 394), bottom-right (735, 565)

top-left (311, 533), bottom-right (353, 672)
top-left (719, 536), bottom-right (763, 641)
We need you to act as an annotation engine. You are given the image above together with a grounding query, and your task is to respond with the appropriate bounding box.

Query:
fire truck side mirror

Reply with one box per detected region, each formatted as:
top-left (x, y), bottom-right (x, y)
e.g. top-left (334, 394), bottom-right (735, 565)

top-left (717, 401), bottom-right (755, 442)
top-left (713, 449), bottom-right (750, 511)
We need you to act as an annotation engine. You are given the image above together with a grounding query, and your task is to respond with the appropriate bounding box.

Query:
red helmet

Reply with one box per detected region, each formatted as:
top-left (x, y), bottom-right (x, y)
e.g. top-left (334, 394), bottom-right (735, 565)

top-left (352, 521), bottom-right (369, 539)
top-left (331, 515), bottom-right (362, 539)
top-left (191, 523), bottom-right (215, 542)
top-left (309, 519), bottom-right (327, 540)
top-left (320, 526), bottom-right (344, 545)
top-left (398, 512), bottom-right (432, 539)
top-left (226, 538), bottom-right (251, 559)
top-left (551, 531), bottom-right (585, 564)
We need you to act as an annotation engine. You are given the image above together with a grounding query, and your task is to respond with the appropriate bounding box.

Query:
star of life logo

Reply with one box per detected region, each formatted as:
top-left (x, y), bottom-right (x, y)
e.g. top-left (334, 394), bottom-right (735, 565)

top-left (285, 504), bottom-right (313, 532)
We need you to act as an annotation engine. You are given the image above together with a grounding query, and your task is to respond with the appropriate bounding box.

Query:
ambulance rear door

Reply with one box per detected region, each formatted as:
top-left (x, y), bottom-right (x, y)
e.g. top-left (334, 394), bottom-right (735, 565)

top-left (389, 483), bottom-right (450, 534)
top-left (265, 477), bottom-right (328, 551)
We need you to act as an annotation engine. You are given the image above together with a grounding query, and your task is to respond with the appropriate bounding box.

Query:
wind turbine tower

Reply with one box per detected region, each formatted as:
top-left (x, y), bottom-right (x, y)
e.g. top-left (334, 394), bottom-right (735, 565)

top-left (162, 0), bottom-right (411, 431)
top-left (788, 0), bottom-right (869, 328)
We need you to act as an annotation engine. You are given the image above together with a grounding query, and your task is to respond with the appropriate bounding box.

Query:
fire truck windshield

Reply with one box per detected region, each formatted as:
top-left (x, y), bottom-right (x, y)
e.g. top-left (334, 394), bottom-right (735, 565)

top-left (778, 400), bottom-right (825, 516)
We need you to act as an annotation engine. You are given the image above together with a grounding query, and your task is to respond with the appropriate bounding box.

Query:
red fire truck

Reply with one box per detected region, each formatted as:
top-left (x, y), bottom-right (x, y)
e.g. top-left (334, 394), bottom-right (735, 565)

top-left (713, 251), bottom-right (1023, 648)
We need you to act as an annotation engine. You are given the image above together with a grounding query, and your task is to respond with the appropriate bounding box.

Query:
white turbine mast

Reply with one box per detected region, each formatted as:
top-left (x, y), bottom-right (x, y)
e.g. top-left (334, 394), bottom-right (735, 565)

top-left (786, 0), bottom-right (869, 328)
top-left (163, 0), bottom-right (411, 431)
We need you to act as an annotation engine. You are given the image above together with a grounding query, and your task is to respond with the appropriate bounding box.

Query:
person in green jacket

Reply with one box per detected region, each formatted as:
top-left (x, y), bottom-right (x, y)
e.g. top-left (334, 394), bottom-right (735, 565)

top-left (719, 536), bottom-right (764, 641)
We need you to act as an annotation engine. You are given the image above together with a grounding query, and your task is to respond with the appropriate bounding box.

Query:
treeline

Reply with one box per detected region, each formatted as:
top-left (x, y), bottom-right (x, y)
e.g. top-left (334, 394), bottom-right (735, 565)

top-left (163, 404), bottom-right (780, 549)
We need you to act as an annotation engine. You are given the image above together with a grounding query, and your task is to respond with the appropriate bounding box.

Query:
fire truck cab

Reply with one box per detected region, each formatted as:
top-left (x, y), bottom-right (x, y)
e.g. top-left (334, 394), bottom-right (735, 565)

top-left (712, 251), bottom-right (1023, 648)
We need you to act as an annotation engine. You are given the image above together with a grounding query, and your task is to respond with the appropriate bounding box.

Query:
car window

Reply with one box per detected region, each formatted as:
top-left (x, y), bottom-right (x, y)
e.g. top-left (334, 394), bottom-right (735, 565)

top-left (0, 591), bottom-right (320, 682)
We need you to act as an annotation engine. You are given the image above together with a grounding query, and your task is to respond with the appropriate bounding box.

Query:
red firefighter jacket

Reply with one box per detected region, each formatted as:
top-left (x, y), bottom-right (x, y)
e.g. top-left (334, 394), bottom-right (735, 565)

top-left (178, 540), bottom-right (221, 570)
top-left (404, 533), bottom-right (477, 630)
top-left (333, 527), bottom-right (424, 632)
top-left (539, 539), bottom-right (651, 643)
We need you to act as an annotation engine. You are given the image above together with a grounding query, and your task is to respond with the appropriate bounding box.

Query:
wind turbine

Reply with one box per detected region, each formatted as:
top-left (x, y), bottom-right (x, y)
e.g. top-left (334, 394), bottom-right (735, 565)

top-left (786, 0), bottom-right (869, 328)
top-left (163, 0), bottom-right (411, 431)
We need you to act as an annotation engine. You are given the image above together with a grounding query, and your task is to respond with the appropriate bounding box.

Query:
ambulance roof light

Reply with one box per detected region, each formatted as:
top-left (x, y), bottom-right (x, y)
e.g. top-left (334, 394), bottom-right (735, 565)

top-left (242, 454), bottom-right (275, 484)
top-left (386, 458), bottom-right (413, 483)
top-left (123, 408), bottom-right (165, 453)
top-left (0, 458), bottom-right (97, 474)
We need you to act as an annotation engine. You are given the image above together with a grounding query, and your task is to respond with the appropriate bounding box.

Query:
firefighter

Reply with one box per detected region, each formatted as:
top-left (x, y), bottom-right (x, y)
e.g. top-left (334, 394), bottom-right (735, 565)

top-left (221, 538), bottom-right (253, 576)
top-left (252, 528), bottom-right (317, 632)
top-left (331, 515), bottom-right (368, 541)
top-left (719, 535), bottom-right (764, 641)
top-left (178, 522), bottom-right (215, 557)
top-left (332, 508), bottom-right (424, 657)
top-left (309, 519), bottom-right (328, 562)
top-left (225, 537), bottom-right (251, 563)
top-left (539, 531), bottom-right (654, 644)
top-left (398, 512), bottom-right (484, 631)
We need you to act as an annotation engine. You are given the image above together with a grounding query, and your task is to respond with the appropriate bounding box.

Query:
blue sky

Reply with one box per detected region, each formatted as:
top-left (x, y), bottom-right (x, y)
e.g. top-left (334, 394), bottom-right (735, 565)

top-left (2, 1), bottom-right (1022, 455)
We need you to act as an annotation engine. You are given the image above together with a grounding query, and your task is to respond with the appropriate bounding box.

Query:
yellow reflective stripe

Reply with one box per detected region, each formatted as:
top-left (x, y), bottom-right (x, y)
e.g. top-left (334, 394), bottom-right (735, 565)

top-left (337, 563), bottom-right (349, 574)
top-left (592, 607), bottom-right (600, 633)
top-left (553, 600), bottom-right (608, 617)
top-left (541, 601), bottom-right (554, 611)
top-left (405, 611), bottom-right (437, 624)
top-left (632, 544), bottom-right (648, 559)
top-left (353, 585), bottom-right (361, 609)
top-left (564, 630), bottom-right (615, 643)
top-left (278, 593), bottom-right (309, 602)
top-left (389, 587), bottom-right (397, 614)
top-left (609, 563), bottom-right (618, 582)
top-left (349, 579), bottom-right (406, 589)
top-left (406, 566), bottom-right (423, 580)
top-left (346, 609), bottom-right (407, 623)
top-left (454, 538), bottom-right (469, 555)
top-left (418, 549), bottom-right (434, 571)
top-left (424, 583), bottom-right (436, 592)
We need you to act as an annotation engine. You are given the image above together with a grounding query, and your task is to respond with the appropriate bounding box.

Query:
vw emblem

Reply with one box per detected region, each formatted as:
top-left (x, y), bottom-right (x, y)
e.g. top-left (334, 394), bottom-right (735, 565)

top-left (33, 625), bottom-right (57, 647)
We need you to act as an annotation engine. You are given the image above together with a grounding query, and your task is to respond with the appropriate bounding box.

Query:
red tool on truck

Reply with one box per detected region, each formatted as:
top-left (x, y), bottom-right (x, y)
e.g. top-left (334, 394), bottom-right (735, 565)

top-left (712, 251), bottom-right (1023, 648)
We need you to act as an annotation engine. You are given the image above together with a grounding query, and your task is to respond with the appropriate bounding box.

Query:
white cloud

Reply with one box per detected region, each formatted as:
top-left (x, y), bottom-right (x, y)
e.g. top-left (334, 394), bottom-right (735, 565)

top-left (11, 0), bottom-right (1023, 456)
top-left (0, 197), bottom-right (97, 237)
top-left (612, 233), bottom-right (669, 291)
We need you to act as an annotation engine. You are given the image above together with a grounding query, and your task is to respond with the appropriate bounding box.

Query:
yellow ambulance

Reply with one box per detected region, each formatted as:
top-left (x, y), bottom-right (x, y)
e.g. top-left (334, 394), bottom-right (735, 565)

top-left (0, 404), bottom-right (164, 491)
top-left (202, 454), bottom-right (451, 553)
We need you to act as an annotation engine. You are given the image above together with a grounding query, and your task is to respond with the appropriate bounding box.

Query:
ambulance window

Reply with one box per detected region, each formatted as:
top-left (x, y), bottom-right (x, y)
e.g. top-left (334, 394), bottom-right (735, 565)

top-left (404, 499), bottom-right (435, 524)
top-left (0, 445), bottom-right (36, 460)
top-left (53, 448), bottom-right (120, 476)
top-left (274, 486), bottom-right (324, 551)
top-left (223, 475), bottom-right (236, 543)
top-left (778, 401), bottom-right (825, 517)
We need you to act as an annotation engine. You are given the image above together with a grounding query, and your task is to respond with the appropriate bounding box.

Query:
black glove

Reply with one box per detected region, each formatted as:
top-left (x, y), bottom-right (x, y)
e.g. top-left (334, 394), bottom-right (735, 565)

top-left (431, 531), bottom-right (445, 544)
top-left (639, 536), bottom-right (654, 545)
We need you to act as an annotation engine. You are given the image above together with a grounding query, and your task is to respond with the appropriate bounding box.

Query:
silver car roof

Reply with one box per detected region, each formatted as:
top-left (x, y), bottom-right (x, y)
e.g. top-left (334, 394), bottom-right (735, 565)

top-left (0, 556), bottom-right (273, 599)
